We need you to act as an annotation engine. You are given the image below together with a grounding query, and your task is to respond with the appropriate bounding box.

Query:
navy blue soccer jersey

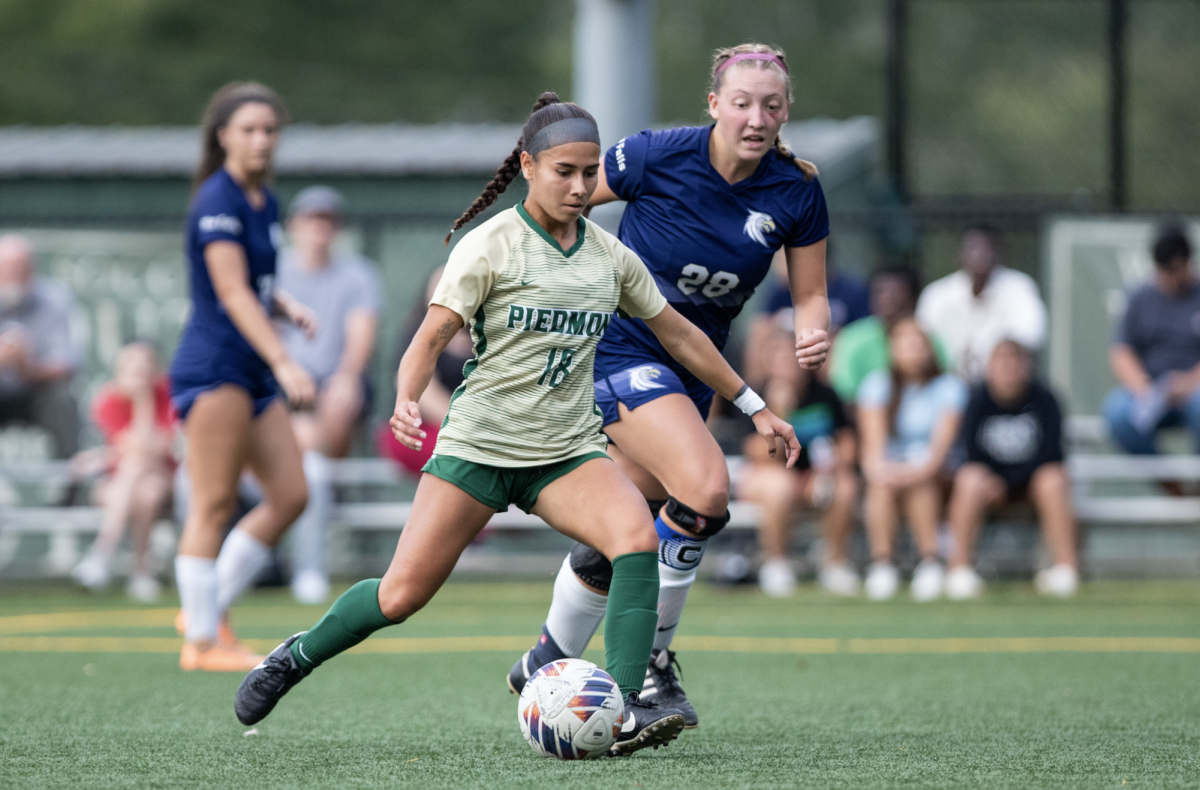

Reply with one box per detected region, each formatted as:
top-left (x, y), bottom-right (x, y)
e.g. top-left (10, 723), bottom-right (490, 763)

top-left (599, 125), bottom-right (828, 361)
top-left (171, 168), bottom-right (283, 389)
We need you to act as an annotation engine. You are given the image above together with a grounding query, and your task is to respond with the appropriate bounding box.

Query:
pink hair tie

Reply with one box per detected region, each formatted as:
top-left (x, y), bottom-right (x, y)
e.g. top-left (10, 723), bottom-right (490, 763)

top-left (715, 52), bottom-right (789, 76)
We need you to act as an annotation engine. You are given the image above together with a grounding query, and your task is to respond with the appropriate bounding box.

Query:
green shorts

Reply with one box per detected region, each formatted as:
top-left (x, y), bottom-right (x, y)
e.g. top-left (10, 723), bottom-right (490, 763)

top-left (422, 451), bottom-right (610, 513)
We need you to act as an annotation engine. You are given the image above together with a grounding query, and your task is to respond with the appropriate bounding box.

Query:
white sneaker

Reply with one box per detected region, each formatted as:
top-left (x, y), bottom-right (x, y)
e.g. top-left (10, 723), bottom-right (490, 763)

top-left (70, 550), bottom-right (111, 591)
top-left (819, 561), bottom-right (861, 597)
top-left (1035, 564), bottom-right (1078, 598)
top-left (292, 570), bottom-right (331, 604)
top-left (127, 574), bottom-right (161, 603)
top-left (910, 559), bottom-right (945, 602)
top-left (945, 566), bottom-right (984, 600)
top-left (758, 558), bottom-right (796, 598)
top-left (865, 562), bottom-right (899, 601)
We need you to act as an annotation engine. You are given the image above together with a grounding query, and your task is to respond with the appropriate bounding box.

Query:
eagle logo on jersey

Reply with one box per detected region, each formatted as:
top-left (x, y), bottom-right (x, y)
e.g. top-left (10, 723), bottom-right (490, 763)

top-left (628, 365), bottom-right (667, 392)
top-left (743, 211), bottom-right (777, 247)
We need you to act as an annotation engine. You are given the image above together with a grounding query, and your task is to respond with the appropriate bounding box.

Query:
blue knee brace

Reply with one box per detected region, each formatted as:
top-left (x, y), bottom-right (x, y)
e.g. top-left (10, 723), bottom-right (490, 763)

top-left (655, 515), bottom-right (706, 571)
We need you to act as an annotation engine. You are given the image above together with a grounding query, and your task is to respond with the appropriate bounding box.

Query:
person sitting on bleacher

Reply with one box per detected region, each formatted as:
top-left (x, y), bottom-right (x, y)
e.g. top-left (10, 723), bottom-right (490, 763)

top-left (0, 234), bottom-right (81, 459)
top-left (858, 318), bottom-right (967, 601)
top-left (1104, 224), bottom-right (1200, 461)
top-left (944, 340), bottom-right (1078, 599)
top-left (738, 325), bottom-right (858, 597)
top-left (70, 342), bottom-right (177, 600)
top-left (276, 186), bottom-right (382, 604)
top-left (916, 225), bottom-right (1046, 383)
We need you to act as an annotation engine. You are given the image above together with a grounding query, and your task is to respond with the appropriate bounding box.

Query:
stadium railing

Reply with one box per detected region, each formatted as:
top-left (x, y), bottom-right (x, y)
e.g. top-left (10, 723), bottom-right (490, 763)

top-left (3, 447), bottom-right (1200, 578)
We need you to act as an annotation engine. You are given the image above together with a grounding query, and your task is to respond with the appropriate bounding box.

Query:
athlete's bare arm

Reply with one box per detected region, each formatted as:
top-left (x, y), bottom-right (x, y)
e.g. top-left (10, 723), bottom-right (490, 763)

top-left (784, 238), bottom-right (831, 370)
top-left (643, 305), bottom-right (801, 467)
top-left (204, 240), bottom-right (315, 407)
top-left (390, 304), bottom-right (465, 451)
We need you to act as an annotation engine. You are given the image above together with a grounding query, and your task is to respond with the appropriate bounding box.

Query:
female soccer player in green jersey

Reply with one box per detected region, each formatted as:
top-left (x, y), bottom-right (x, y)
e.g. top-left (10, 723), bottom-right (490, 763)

top-left (235, 92), bottom-right (799, 757)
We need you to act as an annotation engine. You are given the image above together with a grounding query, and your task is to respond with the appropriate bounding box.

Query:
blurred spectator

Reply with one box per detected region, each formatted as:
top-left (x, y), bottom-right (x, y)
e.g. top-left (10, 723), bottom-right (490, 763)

top-left (857, 318), bottom-right (966, 601)
top-left (945, 340), bottom-right (1078, 600)
top-left (0, 234), bottom-right (80, 458)
top-left (828, 264), bottom-right (948, 404)
top-left (277, 186), bottom-right (381, 604)
top-left (916, 225), bottom-right (1046, 382)
top-left (744, 249), bottom-right (869, 388)
top-left (70, 342), bottom-right (176, 600)
top-left (738, 327), bottom-right (858, 597)
top-left (377, 266), bottom-right (474, 475)
top-left (1103, 224), bottom-right (1200, 458)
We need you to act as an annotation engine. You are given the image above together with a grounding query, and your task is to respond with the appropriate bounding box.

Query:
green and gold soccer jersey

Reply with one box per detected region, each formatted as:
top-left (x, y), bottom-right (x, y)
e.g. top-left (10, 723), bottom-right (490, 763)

top-left (429, 203), bottom-right (667, 467)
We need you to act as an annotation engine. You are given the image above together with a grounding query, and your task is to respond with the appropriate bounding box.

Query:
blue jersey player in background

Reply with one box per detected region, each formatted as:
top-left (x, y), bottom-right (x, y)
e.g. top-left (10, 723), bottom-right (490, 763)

top-left (171, 83), bottom-right (318, 673)
top-left (509, 43), bottom-right (831, 728)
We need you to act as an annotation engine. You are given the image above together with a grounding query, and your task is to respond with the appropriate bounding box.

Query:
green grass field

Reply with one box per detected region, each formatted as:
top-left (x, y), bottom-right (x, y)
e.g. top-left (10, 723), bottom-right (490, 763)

top-left (3, 579), bottom-right (1200, 789)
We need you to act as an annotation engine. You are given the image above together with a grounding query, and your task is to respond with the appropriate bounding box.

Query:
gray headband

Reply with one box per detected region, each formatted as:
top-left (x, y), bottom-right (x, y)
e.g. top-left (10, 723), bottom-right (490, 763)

top-left (524, 117), bottom-right (601, 155)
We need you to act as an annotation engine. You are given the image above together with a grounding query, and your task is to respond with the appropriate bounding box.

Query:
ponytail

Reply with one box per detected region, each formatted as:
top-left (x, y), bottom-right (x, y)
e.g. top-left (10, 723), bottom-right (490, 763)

top-left (773, 136), bottom-right (818, 181)
top-left (445, 91), bottom-right (596, 245)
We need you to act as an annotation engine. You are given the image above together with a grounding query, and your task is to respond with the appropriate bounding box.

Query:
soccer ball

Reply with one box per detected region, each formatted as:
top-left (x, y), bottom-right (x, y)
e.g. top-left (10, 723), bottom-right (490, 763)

top-left (517, 658), bottom-right (624, 760)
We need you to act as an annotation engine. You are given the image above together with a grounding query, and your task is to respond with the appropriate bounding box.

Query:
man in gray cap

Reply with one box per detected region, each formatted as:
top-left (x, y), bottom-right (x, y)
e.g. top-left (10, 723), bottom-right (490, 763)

top-left (277, 186), bottom-right (382, 603)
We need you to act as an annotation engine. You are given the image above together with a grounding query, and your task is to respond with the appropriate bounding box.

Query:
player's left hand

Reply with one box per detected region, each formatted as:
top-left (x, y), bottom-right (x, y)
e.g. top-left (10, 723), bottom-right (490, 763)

top-left (751, 408), bottom-right (801, 469)
top-left (794, 327), bottom-right (830, 370)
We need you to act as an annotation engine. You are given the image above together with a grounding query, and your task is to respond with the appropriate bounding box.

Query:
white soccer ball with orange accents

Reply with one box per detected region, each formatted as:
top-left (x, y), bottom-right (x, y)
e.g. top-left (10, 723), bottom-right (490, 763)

top-left (517, 658), bottom-right (623, 760)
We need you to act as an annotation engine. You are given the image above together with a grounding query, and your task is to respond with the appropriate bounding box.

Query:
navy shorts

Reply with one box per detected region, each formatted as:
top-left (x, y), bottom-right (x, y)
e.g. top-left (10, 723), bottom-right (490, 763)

top-left (170, 371), bottom-right (280, 421)
top-left (593, 357), bottom-right (714, 428)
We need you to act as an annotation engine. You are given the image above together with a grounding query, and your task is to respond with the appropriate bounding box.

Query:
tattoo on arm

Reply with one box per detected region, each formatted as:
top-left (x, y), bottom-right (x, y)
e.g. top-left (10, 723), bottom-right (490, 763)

top-left (436, 319), bottom-right (456, 340)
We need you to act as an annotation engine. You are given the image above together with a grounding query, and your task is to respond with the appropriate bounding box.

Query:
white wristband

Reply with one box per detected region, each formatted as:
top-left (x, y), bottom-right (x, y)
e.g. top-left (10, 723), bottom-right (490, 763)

top-left (733, 384), bottom-right (766, 416)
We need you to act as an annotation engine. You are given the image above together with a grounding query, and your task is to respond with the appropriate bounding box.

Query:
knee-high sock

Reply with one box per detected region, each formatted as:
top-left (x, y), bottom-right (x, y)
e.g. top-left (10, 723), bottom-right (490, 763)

top-left (544, 555), bottom-right (608, 657)
top-left (215, 528), bottom-right (272, 614)
top-left (654, 564), bottom-right (696, 652)
top-left (290, 578), bottom-right (398, 670)
top-left (604, 552), bottom-right (659, 697)
top-left (292, 451), bottom-right (332, 578)
top-left (175, 555), bottom-right (218, 642)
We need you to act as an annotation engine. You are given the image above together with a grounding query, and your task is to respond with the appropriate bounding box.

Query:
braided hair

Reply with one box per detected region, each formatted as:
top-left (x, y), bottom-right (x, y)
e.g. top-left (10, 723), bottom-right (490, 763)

top-left (444, 92), bottom-right (597, 245)
top-left (710, 43), bottom-right (818, 182)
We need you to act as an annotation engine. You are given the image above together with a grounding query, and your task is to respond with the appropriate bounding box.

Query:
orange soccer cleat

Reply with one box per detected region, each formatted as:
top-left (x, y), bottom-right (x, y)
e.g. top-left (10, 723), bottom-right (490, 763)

top-left (174, 610), bottom-right (247, 652)
top-left (179, 641), bottom-right (264, 672)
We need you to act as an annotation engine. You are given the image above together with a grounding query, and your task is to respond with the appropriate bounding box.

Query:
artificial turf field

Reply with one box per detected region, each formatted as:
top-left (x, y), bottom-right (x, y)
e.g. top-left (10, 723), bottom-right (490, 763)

top-left (2, 580), bottom-right (1200, 789)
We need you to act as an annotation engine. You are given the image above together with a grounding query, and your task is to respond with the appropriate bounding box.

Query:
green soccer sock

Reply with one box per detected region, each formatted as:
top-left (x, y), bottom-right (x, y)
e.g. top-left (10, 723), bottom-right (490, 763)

top-left (290, 579), bottom-right (399, 670)
top-left (604, 551), bottom-right (660, 697)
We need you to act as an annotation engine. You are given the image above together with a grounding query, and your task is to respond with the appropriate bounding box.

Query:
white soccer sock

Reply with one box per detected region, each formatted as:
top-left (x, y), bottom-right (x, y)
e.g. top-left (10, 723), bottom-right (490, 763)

top-left (653, 564), bottom-right (696, 652)
top-left (175, 555), bottom-right (218, 643)
top-left (215, 527), bottom-right (272, 615)
top-left (292, 451), bottom-right (332, 578)
top-left (544, 555), bottom-right (608, 657)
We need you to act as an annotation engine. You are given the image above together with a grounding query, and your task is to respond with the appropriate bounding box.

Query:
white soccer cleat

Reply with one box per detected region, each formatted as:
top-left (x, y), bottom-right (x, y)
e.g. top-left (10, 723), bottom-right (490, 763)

top-left (1035, 564), bottom-right (1078, 598)
top-left (910, 559), bottom-right (945, 602)
top-left (819, 561), bottom-right (861, 597)
top-left (70, 550), bottom-right (111, 591)
top-left (864, 561), bottom-right (899, 601)
top-left (945, 566), bottom-right (984, 600)
top-left (291, 570), bottom-right (330, 605)
top-left (127, 574), bottom-right (161, 603)
top-left (758, 557), bottom-right (796, 598)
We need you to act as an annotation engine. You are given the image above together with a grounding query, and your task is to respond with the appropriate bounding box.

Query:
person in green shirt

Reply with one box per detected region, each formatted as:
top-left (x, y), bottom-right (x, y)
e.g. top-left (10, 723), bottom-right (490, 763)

top-left (829, 265), bottom-right (948, 404)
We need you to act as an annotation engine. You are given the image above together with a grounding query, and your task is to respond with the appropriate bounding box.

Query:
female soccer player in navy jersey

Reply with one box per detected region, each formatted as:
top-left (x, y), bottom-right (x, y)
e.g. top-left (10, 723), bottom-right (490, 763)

top-left (508, 44), bottom-right (832, 727)
top-left (171, 83), bottom-right (317, 672)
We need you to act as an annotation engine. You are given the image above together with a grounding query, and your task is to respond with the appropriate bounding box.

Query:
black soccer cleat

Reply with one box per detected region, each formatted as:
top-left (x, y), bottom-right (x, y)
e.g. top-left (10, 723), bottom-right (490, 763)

top-left (506, 625), bottom-right (567, 695)
top-left (610, 691), bottom-right (686, 757)
top-left (641, 648), bottom-right (699, 729)
top-left (234, 633), bottom-right (311, 726)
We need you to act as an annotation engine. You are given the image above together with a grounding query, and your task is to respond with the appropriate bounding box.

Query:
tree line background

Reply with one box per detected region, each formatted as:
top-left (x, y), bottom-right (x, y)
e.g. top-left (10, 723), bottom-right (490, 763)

top-left (1, 0), bottom-right (1197, 211)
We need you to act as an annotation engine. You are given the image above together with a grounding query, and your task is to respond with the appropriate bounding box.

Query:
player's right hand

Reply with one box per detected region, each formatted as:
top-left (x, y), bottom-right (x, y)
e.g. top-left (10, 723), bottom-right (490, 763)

top-left (390, 400), bottom-right (426, 451)
top-left (273, 359), bottom-right (316, 409)
top-left (751, 408), bottom-right (801, 469)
